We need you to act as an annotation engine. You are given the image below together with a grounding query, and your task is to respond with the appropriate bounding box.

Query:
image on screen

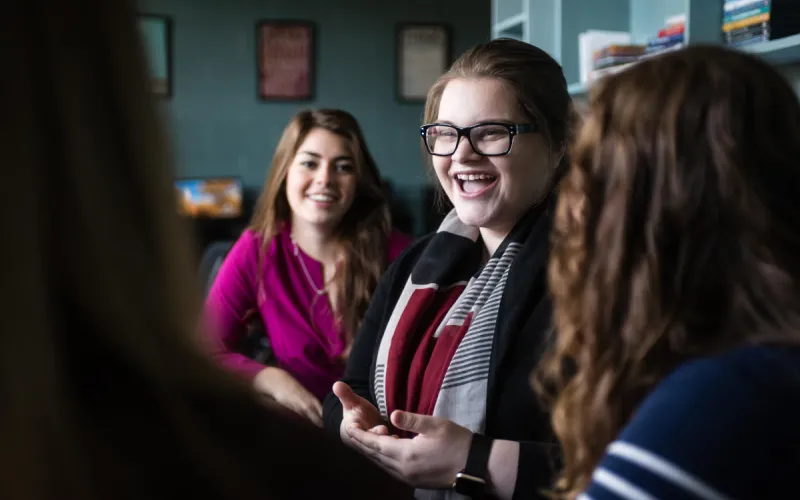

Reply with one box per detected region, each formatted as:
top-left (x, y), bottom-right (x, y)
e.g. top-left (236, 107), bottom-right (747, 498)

top-left (175, 177), bottom-right (243, 219)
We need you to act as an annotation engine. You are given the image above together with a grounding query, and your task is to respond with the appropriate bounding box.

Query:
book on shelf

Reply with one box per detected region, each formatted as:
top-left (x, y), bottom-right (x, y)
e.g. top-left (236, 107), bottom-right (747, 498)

top-left (723, 12), bottom-right (770, 33)
top-left (726, 24), bottom-right (770, 47)
top-left (646, 32), bottom-right (685, 53)
top-left (724, 0), bottom-right (769, 12)
top-left (724, 1), bottom-right (770, 24)
top-left (578, 31), bottom-right (631, 85)
top-left (727, 24), bottom-right (770, 40)
top-left (593, 44), bottom-right (646, 70)
top-left (722, 0), bottom-right (800, 47)
top-left (580, 15), bottom-right (687, 85)
top-left (588, 43), bottom-right (685, 81)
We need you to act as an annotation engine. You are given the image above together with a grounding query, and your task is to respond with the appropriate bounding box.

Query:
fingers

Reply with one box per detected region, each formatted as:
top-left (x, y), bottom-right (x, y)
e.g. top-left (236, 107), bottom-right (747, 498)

top-left (281, 394), bottom-right (323, 428)
top-left (390, 410), bottom-right (439, 434)
top-left (332, 381), bottom-right (360, 411)
top-left (334, 382), bottom-right (387, 435)
top-left (348, 436), bottom-right (404, 480)
top-left (289, 402), bottom-right (322, 427)
top-left (297, 392), bottom-right (323, 427)
top-left (342, 414), bottom-right (368, 436)
top-left (308, 398), bottom-right (323, 427)
top-left (347, 426), bottom-right (404, 461)
top-left (369, 424), bottom-right (390, 435)
top-left (305, 407), bottom-right (323, 427)
top-left (311, 396), bottom-right (323, 417)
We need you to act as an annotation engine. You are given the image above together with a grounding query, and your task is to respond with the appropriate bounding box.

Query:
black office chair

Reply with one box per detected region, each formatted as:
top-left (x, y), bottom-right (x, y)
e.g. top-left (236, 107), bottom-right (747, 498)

top-left (422, 185), bottom-right (451, 234)
top-left (199, 241), bottom-right (275, 366)
top-left (382, 180), bottom-right (415, 235)
top-left (198, 241), bottom-right (234, 297)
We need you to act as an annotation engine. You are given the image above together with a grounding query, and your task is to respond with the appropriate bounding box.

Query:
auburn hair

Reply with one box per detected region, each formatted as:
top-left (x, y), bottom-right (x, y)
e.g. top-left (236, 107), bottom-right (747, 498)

top-left (249, 109), bottom-right (391, 348)
top-left (538, 44), bottom-right (800, 497)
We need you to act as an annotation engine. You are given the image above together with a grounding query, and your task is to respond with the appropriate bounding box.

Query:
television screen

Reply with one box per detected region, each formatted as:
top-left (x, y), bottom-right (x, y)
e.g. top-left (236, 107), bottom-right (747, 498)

top-left (175, 177), bottom-right (243, 219)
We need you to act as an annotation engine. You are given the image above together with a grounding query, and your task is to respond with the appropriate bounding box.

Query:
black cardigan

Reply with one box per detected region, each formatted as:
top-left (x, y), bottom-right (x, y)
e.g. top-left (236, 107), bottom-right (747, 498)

top-left (323, 212), bottom-right (560, 499)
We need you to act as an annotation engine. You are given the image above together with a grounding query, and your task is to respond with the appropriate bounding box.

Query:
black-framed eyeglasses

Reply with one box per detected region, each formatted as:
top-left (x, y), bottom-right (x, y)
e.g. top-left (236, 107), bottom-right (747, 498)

top-left (420, 122), bottom-right (537, 157)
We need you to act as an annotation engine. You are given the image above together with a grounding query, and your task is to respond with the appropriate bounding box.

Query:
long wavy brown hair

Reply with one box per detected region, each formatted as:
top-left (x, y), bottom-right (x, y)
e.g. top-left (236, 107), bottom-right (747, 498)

top-left (538, 45), bottom-right (800, 497)
top-left (249, 109), bottom-right (391, 348)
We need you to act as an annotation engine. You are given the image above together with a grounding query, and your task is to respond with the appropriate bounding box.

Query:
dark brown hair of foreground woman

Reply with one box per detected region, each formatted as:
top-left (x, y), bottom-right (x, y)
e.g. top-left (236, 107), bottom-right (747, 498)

top-left (0, 1), bottom-right (411, 499)
top-left (538, 44), bottom-right (800, 497)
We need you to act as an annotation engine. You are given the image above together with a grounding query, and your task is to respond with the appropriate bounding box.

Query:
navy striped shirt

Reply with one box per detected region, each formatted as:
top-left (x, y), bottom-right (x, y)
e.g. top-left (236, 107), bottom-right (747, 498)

top-left (582, 345), bottom-right (800, 500)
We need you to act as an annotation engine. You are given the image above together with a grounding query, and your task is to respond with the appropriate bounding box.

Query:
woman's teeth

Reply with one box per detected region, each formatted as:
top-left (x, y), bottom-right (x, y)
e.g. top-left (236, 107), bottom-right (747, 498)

top-left (455, 173), bottom-right (498, 194)
top-left (455, 173), bottom-right (496, 181)
top-left (308, 194), bottom-right (335, 202)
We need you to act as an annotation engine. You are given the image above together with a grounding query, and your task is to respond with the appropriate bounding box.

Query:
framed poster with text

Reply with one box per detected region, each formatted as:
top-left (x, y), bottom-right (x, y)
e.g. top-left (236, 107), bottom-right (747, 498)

top-left (396, 23), bottom-right (451, 103)
top-left (256, 20), bottom-right (315, 101)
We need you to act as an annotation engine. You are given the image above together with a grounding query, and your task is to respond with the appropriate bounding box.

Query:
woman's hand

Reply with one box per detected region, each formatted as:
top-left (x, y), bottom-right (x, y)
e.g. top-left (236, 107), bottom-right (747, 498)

top-left (333, 381), bottom-right (388, 445)
top-left (253, 367), bottom-right (323, 427)
top-left (346, 410), bottom-right (473, 489)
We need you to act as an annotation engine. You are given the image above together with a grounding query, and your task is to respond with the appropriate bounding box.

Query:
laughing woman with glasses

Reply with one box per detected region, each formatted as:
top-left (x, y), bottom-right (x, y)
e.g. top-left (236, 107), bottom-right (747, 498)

top-left (323, 38), bottom-right (575, 500)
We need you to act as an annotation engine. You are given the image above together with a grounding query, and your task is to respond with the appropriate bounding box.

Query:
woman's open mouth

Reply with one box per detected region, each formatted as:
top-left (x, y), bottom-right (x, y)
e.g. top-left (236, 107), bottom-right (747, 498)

top-left (306, 192), bottom-right (339, 207)
top-left (454, 173), bottom-right (499, 198)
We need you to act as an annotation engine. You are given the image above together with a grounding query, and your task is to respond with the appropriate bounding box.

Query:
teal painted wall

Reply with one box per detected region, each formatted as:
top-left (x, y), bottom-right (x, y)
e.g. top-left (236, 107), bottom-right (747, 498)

top-left (137, 0), bottom-right (490, 233)
top-left (629, 0), bottom-right (687, 43)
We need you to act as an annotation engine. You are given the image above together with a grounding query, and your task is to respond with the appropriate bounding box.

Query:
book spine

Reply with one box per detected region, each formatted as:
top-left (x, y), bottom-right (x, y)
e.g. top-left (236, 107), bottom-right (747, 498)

top-left (725, 24), bottom-right (769, 41)
top-left (723, 5), bottom-right (770, 24)
top-left (722, 12), bottom-right (770, 32)
top-left (723, 0), bottom-right (769, 12)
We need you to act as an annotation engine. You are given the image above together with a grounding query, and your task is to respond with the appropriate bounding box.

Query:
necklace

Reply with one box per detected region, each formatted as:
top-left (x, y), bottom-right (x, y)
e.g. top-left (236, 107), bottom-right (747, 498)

top-left (290, 233), bottom-right (327, 296)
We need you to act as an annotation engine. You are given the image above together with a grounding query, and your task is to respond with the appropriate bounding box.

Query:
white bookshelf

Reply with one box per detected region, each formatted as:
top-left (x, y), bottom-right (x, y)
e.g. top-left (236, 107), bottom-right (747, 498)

top-left (569, 34), bottom-right (800, 98)
top-left (494, 13), bottom-right (527, 34)
top-left (741, 33), bottom-right (800, 65)
top-left (490, 0), bottom-right (563, 58)
top-left (491, 0), bottom-right (529, 41)
top-left (490, 0), bottom-right (800, 99)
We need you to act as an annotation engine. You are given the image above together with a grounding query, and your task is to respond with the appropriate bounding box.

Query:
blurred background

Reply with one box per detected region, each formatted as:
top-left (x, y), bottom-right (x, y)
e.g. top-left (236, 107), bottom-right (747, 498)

top-left (144, 0), bottom-right (800, 258)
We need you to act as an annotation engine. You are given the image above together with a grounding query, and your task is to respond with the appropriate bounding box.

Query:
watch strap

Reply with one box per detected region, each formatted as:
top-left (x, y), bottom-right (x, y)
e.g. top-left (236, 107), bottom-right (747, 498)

top-left (453, 433), bottom-right (493, 498)
top-left (465, 432), bottom-right (493, 478)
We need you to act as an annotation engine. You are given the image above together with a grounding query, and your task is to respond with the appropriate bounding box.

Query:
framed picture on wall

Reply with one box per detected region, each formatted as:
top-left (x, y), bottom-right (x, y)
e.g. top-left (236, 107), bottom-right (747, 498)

top-left (138, 14), bottom-right (173, 98)
top-left (396, 23), bottom-right (451, 103)
top-left (256, 20), bottom-right (315, 101)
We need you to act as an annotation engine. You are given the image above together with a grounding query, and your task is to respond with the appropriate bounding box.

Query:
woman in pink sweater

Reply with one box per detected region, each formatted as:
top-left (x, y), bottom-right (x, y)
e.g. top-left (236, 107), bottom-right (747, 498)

top-left (205, 109), bottom-right (412, 426)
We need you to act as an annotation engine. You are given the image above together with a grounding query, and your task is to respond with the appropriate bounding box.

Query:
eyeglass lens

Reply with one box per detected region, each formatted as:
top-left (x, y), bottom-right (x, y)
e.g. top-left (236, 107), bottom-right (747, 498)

top-left (425, 124), bottom-right (511, 156)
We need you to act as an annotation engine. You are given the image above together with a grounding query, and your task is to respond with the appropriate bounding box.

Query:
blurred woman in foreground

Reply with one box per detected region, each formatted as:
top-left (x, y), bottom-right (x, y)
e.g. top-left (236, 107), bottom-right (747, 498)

top-left (0, 1), bottom-right (411, 498)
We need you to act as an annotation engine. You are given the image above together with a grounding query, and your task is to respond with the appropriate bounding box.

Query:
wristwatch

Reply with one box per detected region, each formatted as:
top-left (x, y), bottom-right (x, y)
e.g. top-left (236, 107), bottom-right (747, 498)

top-left (452, 433), bottom-right (494, 498)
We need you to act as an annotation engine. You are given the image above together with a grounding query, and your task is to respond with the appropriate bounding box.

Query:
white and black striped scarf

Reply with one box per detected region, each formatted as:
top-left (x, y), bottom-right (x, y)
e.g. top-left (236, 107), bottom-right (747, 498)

top-left (373, 206), bottom-right (537, 499)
